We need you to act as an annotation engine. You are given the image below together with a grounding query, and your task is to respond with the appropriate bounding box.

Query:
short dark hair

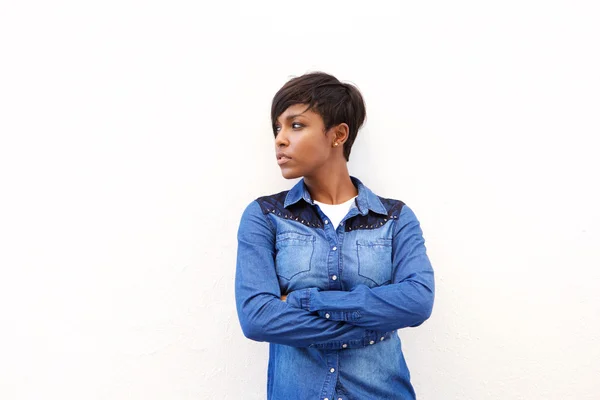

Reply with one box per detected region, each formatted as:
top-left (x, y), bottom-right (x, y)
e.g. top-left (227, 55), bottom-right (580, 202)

top-left (271, 72), bottom-right (366, 161)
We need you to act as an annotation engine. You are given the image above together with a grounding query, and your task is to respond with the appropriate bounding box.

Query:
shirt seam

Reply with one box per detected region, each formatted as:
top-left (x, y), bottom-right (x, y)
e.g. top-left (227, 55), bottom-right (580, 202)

top-left (256, 200), bottom-right (277, 234)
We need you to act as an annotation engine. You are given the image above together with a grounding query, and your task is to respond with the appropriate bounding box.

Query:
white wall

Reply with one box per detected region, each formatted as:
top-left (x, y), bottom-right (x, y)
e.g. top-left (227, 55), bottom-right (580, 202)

top-left (1, 1), bottom-right (599, 399)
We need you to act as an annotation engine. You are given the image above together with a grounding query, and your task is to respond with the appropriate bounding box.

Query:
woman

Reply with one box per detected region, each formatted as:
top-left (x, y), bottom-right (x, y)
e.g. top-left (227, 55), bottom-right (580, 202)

top-left (235, 72), bottom-right (435, 400)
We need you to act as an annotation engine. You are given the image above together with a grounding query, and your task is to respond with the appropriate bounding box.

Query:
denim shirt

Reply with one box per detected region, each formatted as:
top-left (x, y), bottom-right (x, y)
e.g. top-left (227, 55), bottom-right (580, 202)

top-left (235, 177), bottom-right (435, 400)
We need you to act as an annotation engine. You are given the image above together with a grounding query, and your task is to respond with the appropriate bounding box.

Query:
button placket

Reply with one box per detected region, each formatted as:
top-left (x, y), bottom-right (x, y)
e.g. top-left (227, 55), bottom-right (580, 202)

top-left (327, 223), bottom-right (343, 291)
top-left (321, 353), bottom-right (339, 400)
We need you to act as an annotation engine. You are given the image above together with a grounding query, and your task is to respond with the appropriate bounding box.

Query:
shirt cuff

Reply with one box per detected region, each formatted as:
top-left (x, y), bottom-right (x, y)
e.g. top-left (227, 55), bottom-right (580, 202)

top-left (309, 290), bottom-right (360, 322)
top-left (317, 310), bottom-right (361, 322)
top-left (309, 329), bottom-right (397, 350)
top-left (286, 288), bottom-right (315, 311)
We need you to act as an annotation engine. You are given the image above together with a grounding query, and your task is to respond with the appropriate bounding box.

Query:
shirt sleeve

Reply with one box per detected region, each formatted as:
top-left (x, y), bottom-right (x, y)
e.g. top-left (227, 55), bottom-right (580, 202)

top-left (288, 204), bottom-right (435, 332)
top-left (235, 200), bottom-right (389, 349)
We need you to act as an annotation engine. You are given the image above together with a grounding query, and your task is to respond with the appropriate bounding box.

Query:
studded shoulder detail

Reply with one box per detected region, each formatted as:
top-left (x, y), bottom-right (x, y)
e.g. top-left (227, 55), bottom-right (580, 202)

top-left (345, 197), bottom-right (405, 232)
top-left (256, 191), bottom-right (323, 229)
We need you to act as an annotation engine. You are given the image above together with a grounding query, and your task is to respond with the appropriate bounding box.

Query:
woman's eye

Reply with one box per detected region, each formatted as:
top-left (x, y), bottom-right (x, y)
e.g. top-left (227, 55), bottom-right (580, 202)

top-left (292, 122), bottom-right (303, 129)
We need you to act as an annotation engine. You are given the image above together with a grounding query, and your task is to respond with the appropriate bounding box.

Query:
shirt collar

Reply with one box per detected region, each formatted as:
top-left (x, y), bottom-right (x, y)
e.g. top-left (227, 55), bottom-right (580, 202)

top-left (284, 176), bottom-right (387, 216)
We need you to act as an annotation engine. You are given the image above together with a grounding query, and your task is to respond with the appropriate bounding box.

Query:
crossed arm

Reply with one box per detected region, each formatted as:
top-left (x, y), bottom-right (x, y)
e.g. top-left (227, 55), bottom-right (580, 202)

top-left (235, 201), bottom-right (434, 349)
top-left (284, 205), bottom-right (434, 332)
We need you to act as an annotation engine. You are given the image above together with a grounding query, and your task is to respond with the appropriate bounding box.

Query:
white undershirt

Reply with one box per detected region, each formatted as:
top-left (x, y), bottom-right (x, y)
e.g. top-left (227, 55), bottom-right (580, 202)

top-left (313, 196), bottom-right (358, 229)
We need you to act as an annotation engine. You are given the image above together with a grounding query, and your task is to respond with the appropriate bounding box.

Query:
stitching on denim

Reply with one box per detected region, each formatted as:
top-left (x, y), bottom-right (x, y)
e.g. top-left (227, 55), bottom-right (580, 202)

top-left (255, 199), bottom-right (276, 234)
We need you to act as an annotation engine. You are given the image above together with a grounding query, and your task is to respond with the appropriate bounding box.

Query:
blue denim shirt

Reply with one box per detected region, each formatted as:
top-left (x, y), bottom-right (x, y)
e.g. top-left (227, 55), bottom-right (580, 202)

top-left (235, 177), bottom-right (435, 399)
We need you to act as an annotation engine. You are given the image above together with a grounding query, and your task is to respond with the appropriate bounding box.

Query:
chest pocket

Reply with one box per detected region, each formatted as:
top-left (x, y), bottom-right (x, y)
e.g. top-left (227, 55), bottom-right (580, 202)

top-left (275, 232), bottom-right (314, 280)
top-left (357, 238), bottom-right (393, 286)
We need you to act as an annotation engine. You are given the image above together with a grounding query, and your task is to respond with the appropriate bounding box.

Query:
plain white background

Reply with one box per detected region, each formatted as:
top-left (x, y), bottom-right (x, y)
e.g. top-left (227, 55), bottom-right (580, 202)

top-left (1, 1), bottom-right (599, 399)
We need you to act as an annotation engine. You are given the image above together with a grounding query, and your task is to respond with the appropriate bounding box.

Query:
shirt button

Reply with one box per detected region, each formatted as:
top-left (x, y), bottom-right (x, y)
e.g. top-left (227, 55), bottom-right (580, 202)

top-left (324, 220), bottom-right (329, 224)
top-left (331, 275), bottom-right (337, 281)
top-left (332, 246), bottom-right (337, 251)
top-left (330, 368), bottom-right (335, 373)
top-left (325, 313), bottom-right (331, 319)
top-left (369, 340), bottom-right (375, 345)
top-left (342, 344), bottom-right (347, 348)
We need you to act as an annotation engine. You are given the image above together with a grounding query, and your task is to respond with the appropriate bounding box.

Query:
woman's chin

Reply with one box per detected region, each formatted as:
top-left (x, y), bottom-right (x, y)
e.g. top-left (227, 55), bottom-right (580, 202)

top-left (280, 168), bottom-right (302, 180)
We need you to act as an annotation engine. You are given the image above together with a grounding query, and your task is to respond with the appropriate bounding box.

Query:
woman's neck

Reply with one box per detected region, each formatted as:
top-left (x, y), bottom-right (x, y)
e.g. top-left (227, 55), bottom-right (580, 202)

top-left (303, 164), bottom-right (358, 205)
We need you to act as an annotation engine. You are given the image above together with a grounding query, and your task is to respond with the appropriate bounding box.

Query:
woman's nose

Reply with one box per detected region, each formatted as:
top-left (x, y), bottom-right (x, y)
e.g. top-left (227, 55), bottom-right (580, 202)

top-left (275, 130), bottom-right (288, 147)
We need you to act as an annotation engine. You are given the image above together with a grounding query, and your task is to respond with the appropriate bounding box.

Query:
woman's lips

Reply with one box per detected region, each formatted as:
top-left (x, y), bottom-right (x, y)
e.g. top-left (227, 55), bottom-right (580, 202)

top-left (277, 156), bottom-right (291, 165)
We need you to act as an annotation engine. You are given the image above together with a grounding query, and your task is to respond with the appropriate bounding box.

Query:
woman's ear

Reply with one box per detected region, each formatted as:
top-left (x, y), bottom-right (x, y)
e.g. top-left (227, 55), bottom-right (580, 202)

top-left (333, 123), bottom-right (350, 145)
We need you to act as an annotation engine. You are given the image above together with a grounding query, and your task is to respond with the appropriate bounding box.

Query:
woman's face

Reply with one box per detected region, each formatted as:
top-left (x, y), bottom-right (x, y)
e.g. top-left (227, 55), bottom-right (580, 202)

top-left (274, 104), bottom-right (336, 179)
